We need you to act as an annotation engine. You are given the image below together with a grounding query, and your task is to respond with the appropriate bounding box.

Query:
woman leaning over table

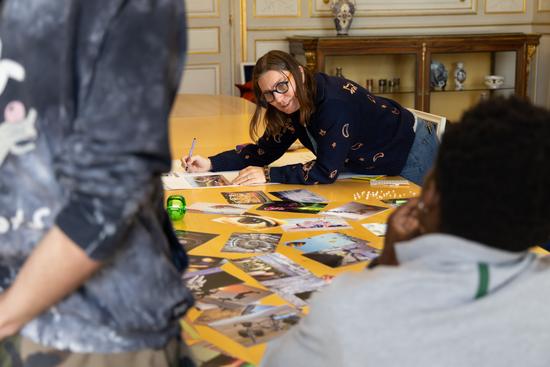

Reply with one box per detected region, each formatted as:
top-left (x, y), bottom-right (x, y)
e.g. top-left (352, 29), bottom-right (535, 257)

top-left (182, 50), bottom-right (438, 186)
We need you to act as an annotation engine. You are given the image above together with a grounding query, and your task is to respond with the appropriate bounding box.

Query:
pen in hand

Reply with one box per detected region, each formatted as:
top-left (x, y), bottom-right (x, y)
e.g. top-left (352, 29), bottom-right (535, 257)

top-left (185, 138), bottom-right (196, 172)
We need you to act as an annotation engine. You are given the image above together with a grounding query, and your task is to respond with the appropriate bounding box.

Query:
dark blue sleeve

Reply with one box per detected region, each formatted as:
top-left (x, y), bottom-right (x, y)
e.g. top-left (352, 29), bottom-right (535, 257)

top-left (209, 123), bottom-right (297, 171)
top-left (269, 100), bottom-right (354, 184)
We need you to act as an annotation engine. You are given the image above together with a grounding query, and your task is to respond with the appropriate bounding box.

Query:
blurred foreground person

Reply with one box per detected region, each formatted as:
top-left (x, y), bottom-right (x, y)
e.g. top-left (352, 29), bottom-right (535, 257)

top-left (0, 1), bottom-right (194, 366)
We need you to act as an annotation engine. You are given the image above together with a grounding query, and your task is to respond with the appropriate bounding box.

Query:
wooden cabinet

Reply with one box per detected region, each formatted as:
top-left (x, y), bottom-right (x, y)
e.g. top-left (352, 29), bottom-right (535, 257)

top-left (288, 34), bottom-right (540, 122)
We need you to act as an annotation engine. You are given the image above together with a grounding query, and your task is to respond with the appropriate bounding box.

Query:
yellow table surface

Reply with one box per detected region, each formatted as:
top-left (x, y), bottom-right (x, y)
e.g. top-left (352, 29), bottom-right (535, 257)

top-left (168, 95), bottom-right (420, 365)
top-left (167, 95), bottom-right (548, 365)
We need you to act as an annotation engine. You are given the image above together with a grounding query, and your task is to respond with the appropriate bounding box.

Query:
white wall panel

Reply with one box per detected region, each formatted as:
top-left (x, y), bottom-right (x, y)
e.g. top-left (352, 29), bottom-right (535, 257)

top-left (486, 0), bottom-right (525, 13)
top-left (539, 0), bottom-right (550, 11)
top-left (188, 28), bottom-right (220, 54)
top-left (187, 0), bottom-right (218, 17)
top-left (179, 64), bottom-right (220, 95)
top-left (254, 0), bottom-right (300, 17)
top-left (254, 40), bottom-right (290, 60)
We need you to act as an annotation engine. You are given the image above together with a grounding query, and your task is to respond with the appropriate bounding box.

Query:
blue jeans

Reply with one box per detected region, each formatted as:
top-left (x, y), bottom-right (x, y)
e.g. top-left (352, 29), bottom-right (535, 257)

top-left (399, 117), bottom-right (439, 185)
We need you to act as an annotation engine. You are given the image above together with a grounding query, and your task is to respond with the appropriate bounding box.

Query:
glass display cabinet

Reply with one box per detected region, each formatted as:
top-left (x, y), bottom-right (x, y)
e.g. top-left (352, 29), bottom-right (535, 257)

top-left (288, 34), bottom-right (540, 123)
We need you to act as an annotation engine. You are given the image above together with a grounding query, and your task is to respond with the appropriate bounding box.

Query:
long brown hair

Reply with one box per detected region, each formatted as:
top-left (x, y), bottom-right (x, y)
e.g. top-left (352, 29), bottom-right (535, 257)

top-left (249, 50), bottom-right (316, 141)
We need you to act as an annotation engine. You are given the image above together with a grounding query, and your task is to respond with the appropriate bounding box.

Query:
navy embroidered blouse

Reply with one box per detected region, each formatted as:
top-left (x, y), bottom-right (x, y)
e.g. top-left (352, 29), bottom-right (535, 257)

top-left (209, 73), bottom-right (415, 184)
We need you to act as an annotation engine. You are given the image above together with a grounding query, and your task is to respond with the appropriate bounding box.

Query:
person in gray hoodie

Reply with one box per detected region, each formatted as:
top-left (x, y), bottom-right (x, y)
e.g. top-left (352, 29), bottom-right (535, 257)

top-left (262, 96), bottom-right (550, 367)
top-left (0, 1), bottom-right (193, 366)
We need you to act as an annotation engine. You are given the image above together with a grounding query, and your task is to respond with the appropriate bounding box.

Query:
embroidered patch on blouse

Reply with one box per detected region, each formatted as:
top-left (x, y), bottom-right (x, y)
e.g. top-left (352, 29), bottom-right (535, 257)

top-left (342, 82), bottom-right (358, 94)
top-left (373, 152), bottom-right (385, 162)
top-left (245, 155), bottom-right (250, 159)
top-left (329, 169), bottom-right (338, 179)
top-left (303, 161), bottom-right (315, 172)
top-left (319, 129), bottom-right (327, 136)
top-left (283, 121), bottom-right (295, 133)
top-left (331, 142), bottom-right (336, 149)
top-left (359, 157), bottom-right (365, 161)
top-left (381, 104), bottom-right (387, 109)
top-left (367, 95), bottom-right (376, 104)
top-left (341, 123), bottom-right (349, 138)
top-left (274, 133), bottom-right (282, 143)
top-left (351, 143), bottom-right (363, 150)
top-left (391, 107), bottom-right (400, 115)
top-left (258, 148), bottom-right (265, 155)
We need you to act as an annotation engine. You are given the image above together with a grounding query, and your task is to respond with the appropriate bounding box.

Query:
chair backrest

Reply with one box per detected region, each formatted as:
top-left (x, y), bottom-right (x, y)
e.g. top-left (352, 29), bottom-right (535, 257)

top-left (406, 108), bottom-right (447, 142)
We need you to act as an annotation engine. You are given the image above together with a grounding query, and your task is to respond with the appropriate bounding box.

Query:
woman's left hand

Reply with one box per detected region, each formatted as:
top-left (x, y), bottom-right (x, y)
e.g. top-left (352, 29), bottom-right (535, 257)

top-left (232, 166), bottom-right (266, 185)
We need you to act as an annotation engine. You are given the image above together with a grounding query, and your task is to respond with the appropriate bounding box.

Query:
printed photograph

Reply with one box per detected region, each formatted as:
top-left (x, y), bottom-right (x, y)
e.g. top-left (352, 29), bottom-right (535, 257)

top-left (187, 255), bottom-right (227, 273)
top-left (322, 202), bottom-right (388, 221)
top-left (196, 304), bottom-right (276, 325)
top-left (221, 233), bottom-right (282, 253)
top-left (284, 232), bottom-right (362, 254)
top-left (285, 232), bottom-right (379, 268)
top-left (187, 202), bottom-right (250, 215)
top-left (221, 190), bottom-right (272, 205)
top-left (231, 253), bottom-right (326, 307)
top-left (362, 223), bottom-right (387, 237)
top-left (231, 253), bottom-right (313, 282)
top-left (213, 214), bottom-right (283, 230)
top-left (189, 341), bottom-right (251, 367)
top-left (183, 267), bottom-right (244, 300)
top-left (256, 201), bottom-right (327, 214)
top-left (186, 174), bottom-right (231, 187)
top-left (269, 189), bottom-right (328, 203)
top-left (202, 284), bottom-right (272, 308)
top-left (175, 230), bottom-right (219, 252)
top-left (303, 242), bottom-right (380, 268)
top-left (208, 305), bottom-right (303, 347)
top-left (262, 274), bottom-right (326, 307)
top-left (281, 217), bottom-right (351, 232)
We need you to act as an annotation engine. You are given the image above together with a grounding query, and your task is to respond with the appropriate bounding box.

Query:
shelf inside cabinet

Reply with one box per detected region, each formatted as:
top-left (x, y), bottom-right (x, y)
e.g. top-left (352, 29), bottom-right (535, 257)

top-left (369, 87), bottom-right (415, 95)
top-left (430, 86), bottom-right (515, 93)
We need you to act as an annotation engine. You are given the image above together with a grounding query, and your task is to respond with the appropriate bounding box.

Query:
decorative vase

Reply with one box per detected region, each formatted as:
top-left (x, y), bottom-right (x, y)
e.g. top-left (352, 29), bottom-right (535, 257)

top-left (484, 75), bottom-right (505, 89)
top-left (331, 0), bottom-right (356, 36)
top-left (430, 60), bottom-right (448, 91)
top-left (454, 62), bottom-right (467, 91)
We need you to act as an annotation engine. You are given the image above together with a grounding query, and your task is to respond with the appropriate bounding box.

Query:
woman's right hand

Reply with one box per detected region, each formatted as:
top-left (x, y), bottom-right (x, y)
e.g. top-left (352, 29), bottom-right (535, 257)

top-left (181, 155), bottom-right (212, 172)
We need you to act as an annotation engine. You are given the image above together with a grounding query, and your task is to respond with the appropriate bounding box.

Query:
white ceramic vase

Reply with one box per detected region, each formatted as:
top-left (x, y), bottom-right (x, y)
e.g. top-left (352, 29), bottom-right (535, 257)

top-left (331, 0), bottom-right (356, 36)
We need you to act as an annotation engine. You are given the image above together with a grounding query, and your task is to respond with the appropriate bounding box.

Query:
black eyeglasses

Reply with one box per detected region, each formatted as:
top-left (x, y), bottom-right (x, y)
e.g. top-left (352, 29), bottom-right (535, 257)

top-left (261, 80), bottom-right (290, 103)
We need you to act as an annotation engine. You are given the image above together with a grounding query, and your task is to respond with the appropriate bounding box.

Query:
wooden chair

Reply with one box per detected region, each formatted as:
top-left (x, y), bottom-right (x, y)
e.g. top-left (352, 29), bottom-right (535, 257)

top-left (407, 108), bottom-right (447, 142)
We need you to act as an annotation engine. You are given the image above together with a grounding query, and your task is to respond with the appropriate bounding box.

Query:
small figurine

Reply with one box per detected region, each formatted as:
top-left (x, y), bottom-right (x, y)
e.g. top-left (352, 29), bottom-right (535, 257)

top-left (454, 62), bottom-right (467, 91)
top-left (430, 60), bottom-right (448, 91)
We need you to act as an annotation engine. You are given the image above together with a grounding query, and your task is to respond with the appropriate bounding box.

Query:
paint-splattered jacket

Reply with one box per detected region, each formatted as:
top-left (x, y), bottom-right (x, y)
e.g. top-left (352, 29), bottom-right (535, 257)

top-left (0, 0), bottom-right (192, 353)
top-left (210, 72), bottom-right (415, 184)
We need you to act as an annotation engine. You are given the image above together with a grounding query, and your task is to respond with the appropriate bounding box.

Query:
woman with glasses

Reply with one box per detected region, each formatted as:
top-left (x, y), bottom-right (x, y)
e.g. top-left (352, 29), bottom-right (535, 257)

top-left (182, 50), bottom-right (438, 185)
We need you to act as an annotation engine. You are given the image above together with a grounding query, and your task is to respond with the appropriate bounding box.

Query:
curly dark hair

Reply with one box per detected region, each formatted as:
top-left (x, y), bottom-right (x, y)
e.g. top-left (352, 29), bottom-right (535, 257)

top-left (435, 96), bottom-right (550, 251)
